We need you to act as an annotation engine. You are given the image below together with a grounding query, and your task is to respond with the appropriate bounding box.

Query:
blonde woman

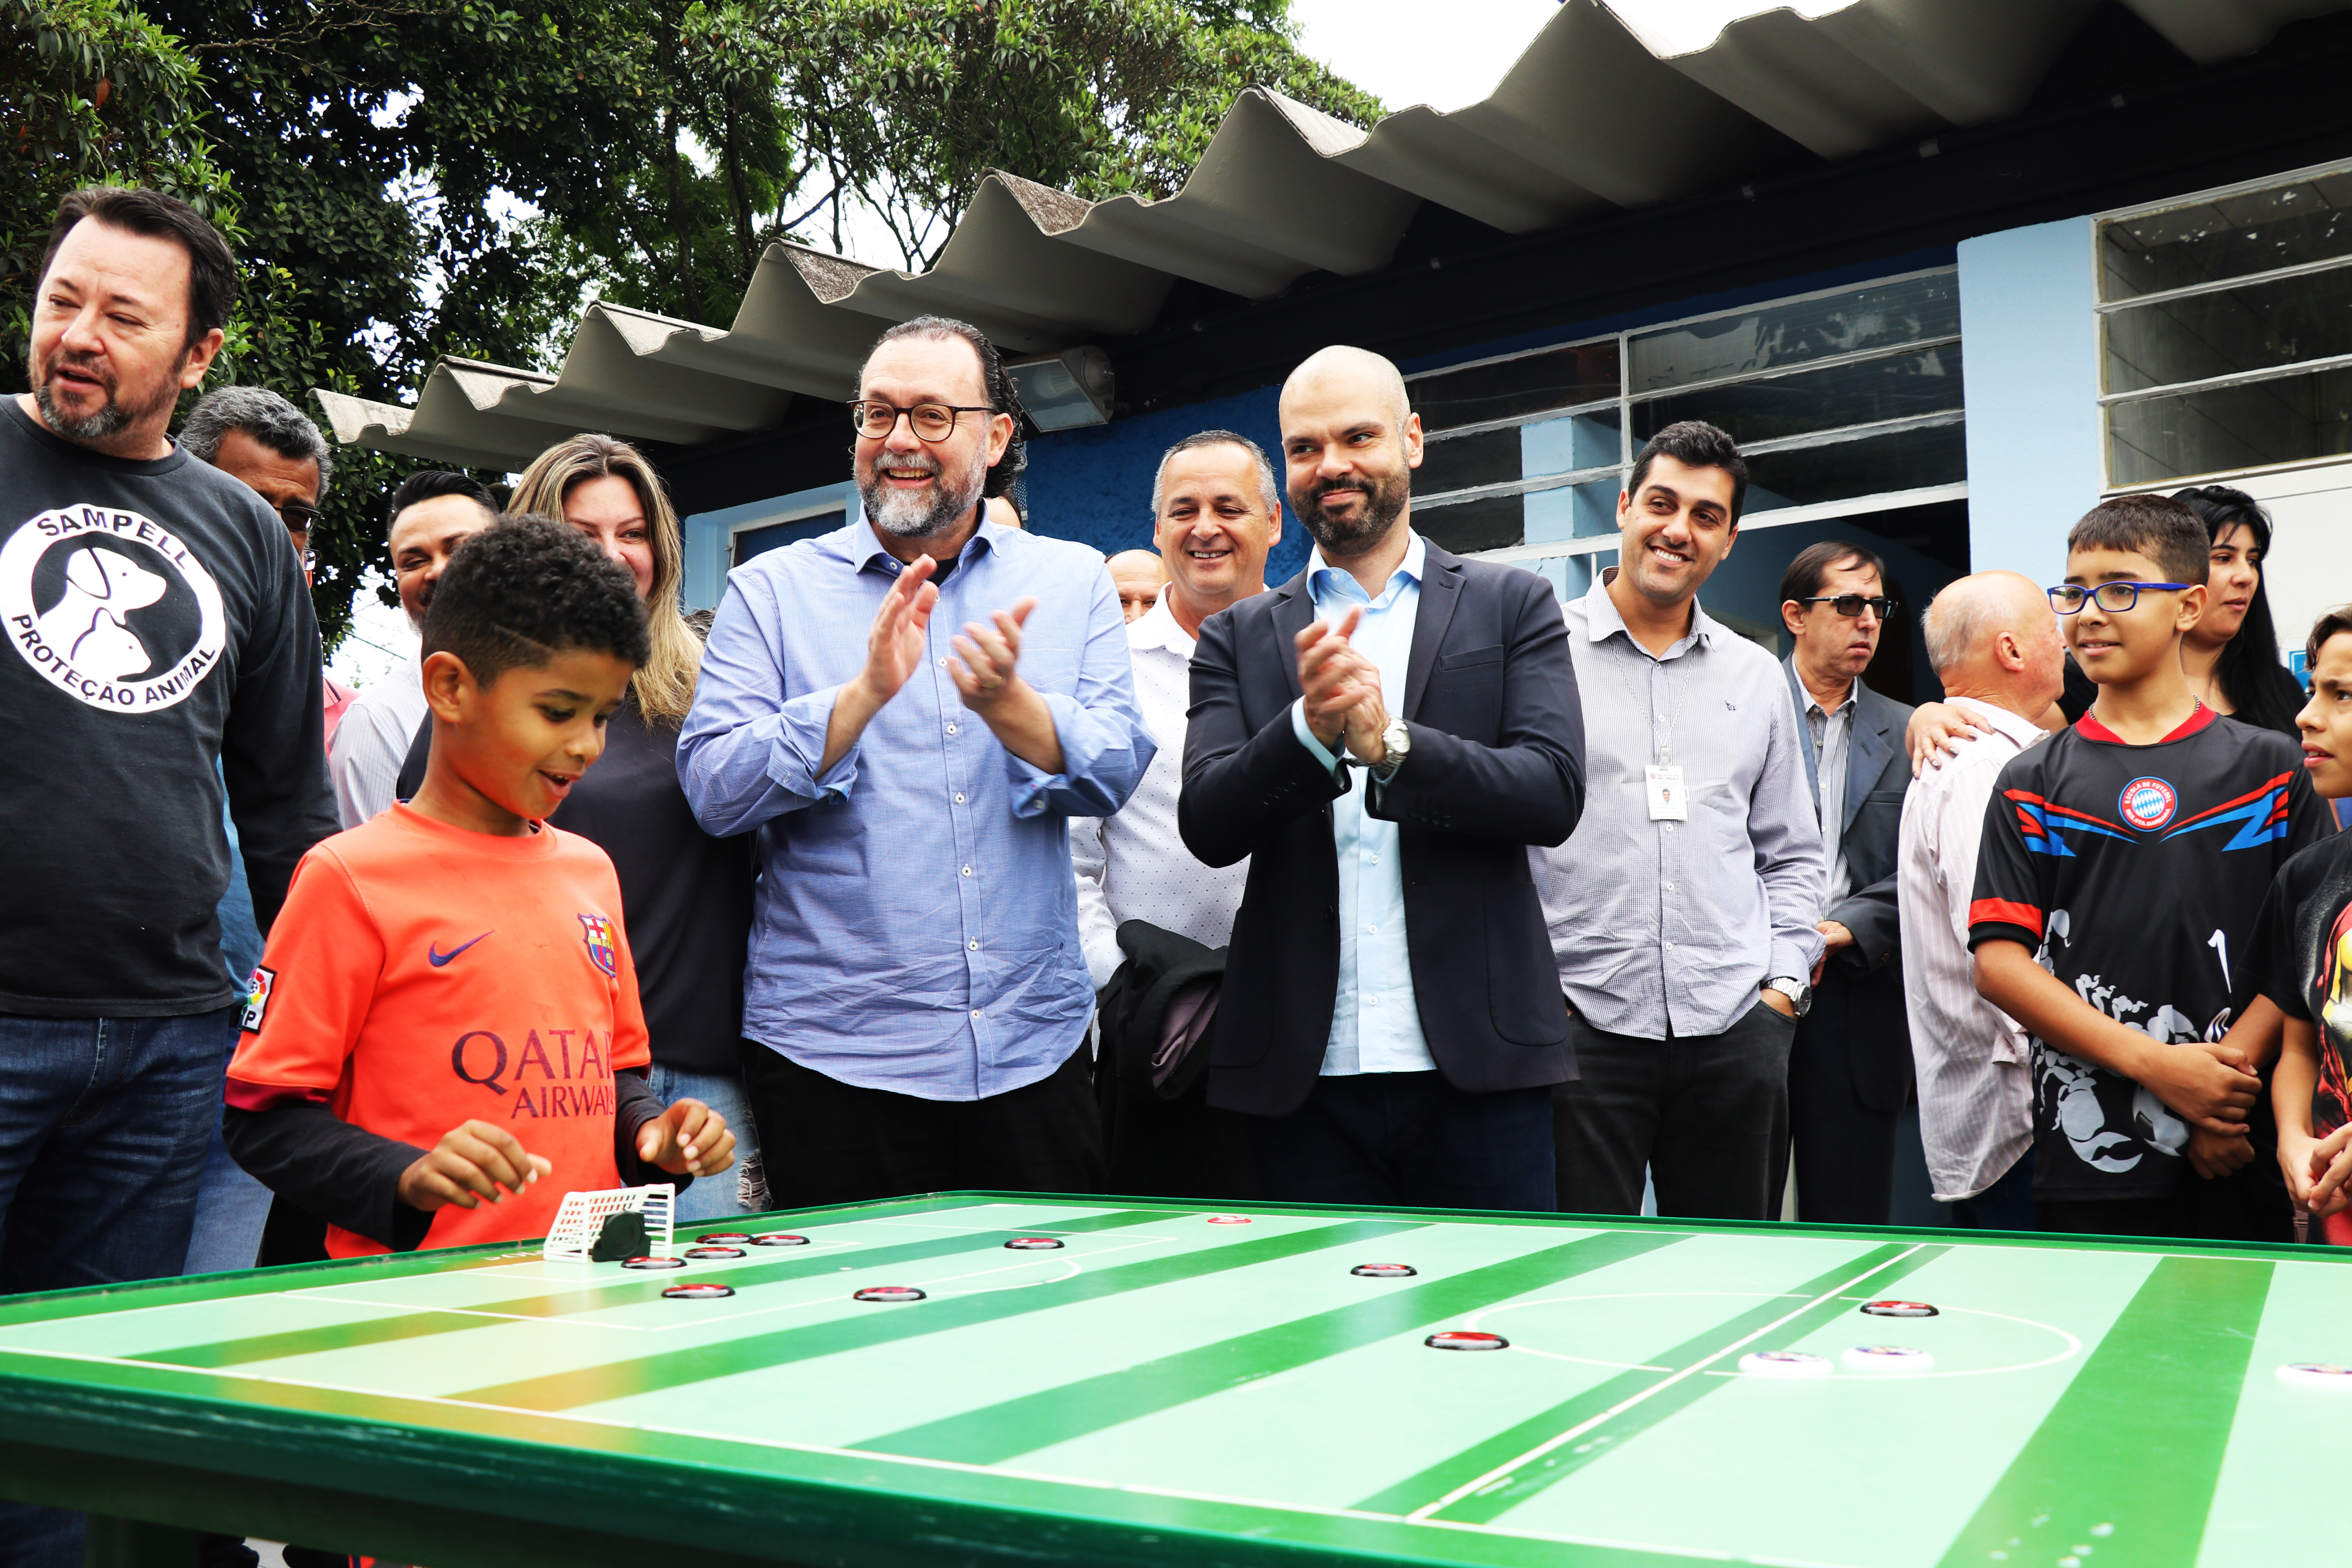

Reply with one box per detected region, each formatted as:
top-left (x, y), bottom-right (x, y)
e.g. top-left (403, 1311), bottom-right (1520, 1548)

top-left (392, 434), bottom-right (759, 1220)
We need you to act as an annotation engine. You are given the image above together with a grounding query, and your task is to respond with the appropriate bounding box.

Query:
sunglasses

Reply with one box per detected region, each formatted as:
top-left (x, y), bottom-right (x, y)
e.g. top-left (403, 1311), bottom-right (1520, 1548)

top-left (1794, 594), bottom-right (1898, 619)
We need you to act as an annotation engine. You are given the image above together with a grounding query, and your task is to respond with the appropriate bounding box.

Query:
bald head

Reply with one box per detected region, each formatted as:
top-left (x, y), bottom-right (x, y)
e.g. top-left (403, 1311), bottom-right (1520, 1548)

top-left (1281, 345), bottom-right (1411, 430)
top-left (1279, 345), bottom-right (1423, 564)
top-left (1924, 570), bottom-right (2065, 717)
top-left (1107, 548), bottom-right (1166, 623)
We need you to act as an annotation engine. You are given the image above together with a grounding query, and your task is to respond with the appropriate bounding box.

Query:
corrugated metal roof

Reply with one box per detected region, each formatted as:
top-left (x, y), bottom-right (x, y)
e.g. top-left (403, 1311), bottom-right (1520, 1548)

top-left (318, 0), bottom-right (2352, 470)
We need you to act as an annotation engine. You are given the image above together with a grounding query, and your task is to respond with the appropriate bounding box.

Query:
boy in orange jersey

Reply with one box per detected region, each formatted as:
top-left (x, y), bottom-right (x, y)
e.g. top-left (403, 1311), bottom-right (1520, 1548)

top-left (224, 517), bottom-right (733, 1257)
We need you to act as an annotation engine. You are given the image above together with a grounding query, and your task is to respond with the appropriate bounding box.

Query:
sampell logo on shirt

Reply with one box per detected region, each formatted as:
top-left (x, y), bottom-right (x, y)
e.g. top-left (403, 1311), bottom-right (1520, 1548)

top-left (577, 913), bottom-right (618, 978)
top-left (2118, 775), bottom-right (2178, 832)
top-left (428, 932), bottom-right (491, 967)
top-left (2, 506), bottom-right (226, 712)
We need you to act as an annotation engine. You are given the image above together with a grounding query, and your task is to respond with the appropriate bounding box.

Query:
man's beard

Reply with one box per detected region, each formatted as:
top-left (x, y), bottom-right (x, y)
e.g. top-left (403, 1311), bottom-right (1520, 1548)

top-left (31, 351), bottom-right (174, 445)
top-left (860, 446), bottom-right (987, 539)
top-left (1292, 468), bottom-right (1409, 555)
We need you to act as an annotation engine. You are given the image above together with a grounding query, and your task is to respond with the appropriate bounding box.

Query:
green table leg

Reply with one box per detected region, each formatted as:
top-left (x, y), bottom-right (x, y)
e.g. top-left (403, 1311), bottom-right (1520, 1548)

top-left (82, 1515), bottom-right (200, 1568)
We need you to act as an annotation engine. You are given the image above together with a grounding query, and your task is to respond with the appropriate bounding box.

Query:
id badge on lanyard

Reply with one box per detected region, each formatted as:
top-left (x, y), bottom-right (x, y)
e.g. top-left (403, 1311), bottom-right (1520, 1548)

top-left (1645, 764), bottom-right (1688, 821)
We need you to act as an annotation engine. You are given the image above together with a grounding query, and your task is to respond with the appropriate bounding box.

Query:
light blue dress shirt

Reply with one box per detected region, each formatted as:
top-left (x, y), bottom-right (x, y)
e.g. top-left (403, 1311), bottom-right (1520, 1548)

top-left (677, 515), bottom-right (1154, 1101)
top-left (1287, 531), bottom-right (1437, 1077)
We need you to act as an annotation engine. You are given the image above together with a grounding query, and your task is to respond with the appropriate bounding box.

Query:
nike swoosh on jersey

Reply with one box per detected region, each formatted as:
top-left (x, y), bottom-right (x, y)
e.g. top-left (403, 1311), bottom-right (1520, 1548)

top-left (428, 932), bottom-right (492, 967)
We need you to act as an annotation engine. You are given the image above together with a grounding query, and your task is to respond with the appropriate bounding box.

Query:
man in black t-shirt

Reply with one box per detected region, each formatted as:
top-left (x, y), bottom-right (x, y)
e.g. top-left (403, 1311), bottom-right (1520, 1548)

top-left (1970, 494), bottom-right (2326, 1239)
top-left (0, 185), bottom-right (338, 1568)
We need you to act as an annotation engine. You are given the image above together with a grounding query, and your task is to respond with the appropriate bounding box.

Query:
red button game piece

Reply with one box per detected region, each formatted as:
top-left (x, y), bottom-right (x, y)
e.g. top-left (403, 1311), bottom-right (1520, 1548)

top-left (1425, 1331), bottom-right (1508, 1350)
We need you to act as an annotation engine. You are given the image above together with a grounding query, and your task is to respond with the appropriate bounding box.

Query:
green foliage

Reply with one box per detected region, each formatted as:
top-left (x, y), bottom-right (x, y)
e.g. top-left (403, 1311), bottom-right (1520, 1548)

top-left (5, 0), bottom-right (1377, 647)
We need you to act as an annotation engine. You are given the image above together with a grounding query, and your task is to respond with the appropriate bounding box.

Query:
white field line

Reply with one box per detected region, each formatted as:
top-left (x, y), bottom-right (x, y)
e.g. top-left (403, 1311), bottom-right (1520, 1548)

top-left (0, 1343), bottom-right (1875, 1568)
top-left (1403, 1243), bottom-right (1929, 1522)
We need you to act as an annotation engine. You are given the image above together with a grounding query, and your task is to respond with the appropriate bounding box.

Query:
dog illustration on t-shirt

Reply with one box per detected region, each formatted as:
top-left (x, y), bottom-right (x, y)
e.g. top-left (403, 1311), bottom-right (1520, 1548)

top-left (36, 545), bottom-right (165, 680)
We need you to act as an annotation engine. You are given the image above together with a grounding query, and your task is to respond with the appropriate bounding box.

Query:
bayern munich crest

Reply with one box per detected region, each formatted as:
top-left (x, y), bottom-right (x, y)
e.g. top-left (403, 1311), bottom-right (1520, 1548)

top-left (2118, 775), bottom-right (2178, 832)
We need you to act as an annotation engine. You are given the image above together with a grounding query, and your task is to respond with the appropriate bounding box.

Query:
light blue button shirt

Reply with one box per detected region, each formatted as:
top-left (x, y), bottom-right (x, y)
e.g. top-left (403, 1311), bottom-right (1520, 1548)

top-left (677, 515), bottom-right (1153, 1101)
top-left (1287, 532), bottom-right (1436, 1076)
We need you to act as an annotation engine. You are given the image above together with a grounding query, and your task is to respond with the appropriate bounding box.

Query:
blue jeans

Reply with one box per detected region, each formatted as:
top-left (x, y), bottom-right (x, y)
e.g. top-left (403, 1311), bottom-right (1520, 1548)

top-left (0, 1006), bottom-right (234, 1566)
top-left (643, 1062), bottom-right (761, 1222)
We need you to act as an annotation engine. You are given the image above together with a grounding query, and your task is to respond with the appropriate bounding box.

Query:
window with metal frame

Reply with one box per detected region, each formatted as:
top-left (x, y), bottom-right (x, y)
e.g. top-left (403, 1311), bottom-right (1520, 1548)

top-left (2100, 163), bottom-right (2352, 487)
top-left (1406, 268), bottom-right (1968, 590)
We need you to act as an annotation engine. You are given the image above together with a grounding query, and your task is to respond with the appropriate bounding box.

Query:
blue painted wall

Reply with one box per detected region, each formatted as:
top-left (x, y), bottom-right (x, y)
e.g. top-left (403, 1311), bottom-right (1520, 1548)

top-left (1956, 218), bottom-right (2103, 591)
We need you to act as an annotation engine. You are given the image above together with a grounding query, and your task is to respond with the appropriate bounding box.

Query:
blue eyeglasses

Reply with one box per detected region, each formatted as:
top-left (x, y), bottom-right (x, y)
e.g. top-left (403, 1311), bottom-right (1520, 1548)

top-left (2048, 581), bottom-right (2192, 614)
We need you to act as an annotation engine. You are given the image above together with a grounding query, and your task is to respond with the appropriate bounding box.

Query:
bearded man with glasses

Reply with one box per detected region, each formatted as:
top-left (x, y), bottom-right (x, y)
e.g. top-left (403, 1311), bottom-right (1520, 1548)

top-left (1776, 539), bottom-right (1916, 1224)
top-left (679, 316), bottom-right (1152, 1208)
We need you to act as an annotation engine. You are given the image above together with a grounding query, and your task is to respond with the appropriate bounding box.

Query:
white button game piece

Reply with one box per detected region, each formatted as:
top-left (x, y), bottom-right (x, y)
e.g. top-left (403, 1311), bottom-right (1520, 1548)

top-left (1004, 1237), bottom-right (1064, 1250)
top-left (749, 1233), bottom-right (809, 1247)
top-left (1842, 1344), bottom-right (1935, 1372)
top-left (1205, 1214), bottom-right (1251, 1225)
top-left (853, 1286), bottom-right (927, 1303)
top-left (1859, 1299), bottom-right (1939, 1318)
top-left (683, 1245), bottom-right (746, 1260)
top-left (698, 1232), bottom-right (753, 1244)
top-left (620, 1256), bottom-right (686, 1270)
top-left (2276, 1362), bottom-right (2352, 1390)
top-left (1352, 1264), bottom-right (1417, 1278)
top-left (1738, 1350), bottom-right (1832, 1377)
top-left (1425, 1331), bottom-right (1508, 1351)
top-left (662, 1283), bottom-right (734, 1300)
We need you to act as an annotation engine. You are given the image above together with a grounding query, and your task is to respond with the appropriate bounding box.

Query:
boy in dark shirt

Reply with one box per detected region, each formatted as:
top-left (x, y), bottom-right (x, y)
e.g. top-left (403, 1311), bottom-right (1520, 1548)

top-left (225, 519), bottom-right (733, 1255)
top-left (1969, 493), bottom-right (2327, 1238)
top-left (2252, 608), bottom-right (2352, 1241)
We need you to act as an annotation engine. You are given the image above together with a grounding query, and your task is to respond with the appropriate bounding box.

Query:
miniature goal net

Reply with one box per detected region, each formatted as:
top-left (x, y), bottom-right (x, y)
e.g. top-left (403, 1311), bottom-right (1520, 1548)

top-left (543, 1183), bottom-right (676, 1262)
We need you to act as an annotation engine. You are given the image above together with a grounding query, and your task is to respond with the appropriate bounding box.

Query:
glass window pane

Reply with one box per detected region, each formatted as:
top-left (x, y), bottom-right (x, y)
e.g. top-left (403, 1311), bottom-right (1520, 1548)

top-left (1410, 340), bottom-right (1621, 432)
top-left (2106, 368), bottom-right (2352, 486)
top-left (1523, 478), bottom-right (1624, 545)
top-left (2103, 265), bottom-right (2352, 394)
top-left (2101, 172), bottom-right (2352, 301)
top-left (1632, 344), bottom-right (1962, 445)
top-left (1628, 272), bottom-right (1958, 394)
top-left (1414, 493), bottom-right (1524, 555)
top-left (1416, 429), bottom-right (1519, 496)
top-left (1742, 421), bottom-right (1967, 514)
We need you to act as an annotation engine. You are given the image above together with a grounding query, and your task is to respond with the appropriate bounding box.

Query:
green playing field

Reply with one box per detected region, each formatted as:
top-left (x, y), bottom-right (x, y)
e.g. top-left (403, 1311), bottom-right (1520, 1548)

top-left (0, 1194), bottom-right (2345, 1568)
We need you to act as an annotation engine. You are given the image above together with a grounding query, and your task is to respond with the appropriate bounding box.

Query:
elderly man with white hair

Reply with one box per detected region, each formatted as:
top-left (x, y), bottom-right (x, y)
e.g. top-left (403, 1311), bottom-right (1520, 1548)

top-left (1897, 570), bottom-right (2067, 1229)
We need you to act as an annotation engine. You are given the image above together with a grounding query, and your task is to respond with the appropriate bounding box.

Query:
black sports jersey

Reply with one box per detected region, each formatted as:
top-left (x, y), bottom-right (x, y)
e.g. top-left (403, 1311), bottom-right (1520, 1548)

top-left (2252, 833), bottom-right (2352, 1147)
top-left (1968, 708), bottom-right (2327, 1201)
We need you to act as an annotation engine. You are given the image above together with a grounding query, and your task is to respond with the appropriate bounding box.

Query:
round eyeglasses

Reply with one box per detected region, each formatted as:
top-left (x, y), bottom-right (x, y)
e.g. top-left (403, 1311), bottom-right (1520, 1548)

top-left (848, 400), bottom-right (996, 442)
top-left (2048, 582), bottom-right (2191, 614)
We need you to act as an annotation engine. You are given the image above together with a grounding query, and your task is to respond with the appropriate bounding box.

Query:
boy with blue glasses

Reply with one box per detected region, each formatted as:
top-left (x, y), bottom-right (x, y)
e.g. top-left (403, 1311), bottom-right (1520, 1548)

top-left (1968, 493), bottom-right (2327, 1238)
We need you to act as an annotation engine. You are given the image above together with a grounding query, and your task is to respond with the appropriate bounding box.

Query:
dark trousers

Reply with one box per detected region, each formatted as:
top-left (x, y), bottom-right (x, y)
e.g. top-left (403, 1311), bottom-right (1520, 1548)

top-left (1784, 966), bottom-right (1906, 1225)
top-left (1555, 1000), bottom-right (1797, 1221)
top-left (1949, 1148), bottom-right (2037, 1230)
top-left (2041, 1163), bottom-right (2294, 1243)
top-left (1247, 1071), bottom-right (1553, 1212)
top-left (0, 1007), bottom-right (238, 1568)
top-left (742, 1040), bottom-right (1103, 1209)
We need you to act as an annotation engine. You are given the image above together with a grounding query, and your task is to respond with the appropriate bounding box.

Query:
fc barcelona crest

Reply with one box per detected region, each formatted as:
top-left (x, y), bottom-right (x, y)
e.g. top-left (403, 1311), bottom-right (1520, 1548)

top-left (577, 913), bottom-right (619, 978)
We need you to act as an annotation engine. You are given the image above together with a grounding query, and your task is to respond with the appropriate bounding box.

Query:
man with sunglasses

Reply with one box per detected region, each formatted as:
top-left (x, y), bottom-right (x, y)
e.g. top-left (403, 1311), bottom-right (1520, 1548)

top-left (1970, 493), bottom-right (2328, 1240)
top-left (681, 315), bottom-right (1152, 1209)
top-left (181, 386), bottom-right (356, 744)
top-left (1775, 541), bottom-right (1915, 1224)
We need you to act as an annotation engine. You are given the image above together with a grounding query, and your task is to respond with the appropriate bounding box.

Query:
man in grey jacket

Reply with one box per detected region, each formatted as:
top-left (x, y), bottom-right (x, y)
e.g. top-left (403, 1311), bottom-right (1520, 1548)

top-left (1777, 540), bottom-right (1915, 1224)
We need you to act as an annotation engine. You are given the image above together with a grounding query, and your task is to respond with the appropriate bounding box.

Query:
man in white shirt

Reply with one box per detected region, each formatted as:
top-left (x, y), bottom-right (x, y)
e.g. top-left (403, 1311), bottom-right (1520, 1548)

top-left (327, 471), bottom-right (496, 826)
top-left (1898, 570), bottom-right (2066, 1228)
top-left (1073, 431), bottom-right (1281, 988)
top-left (1072, 432), bottom-right (1281, 1196)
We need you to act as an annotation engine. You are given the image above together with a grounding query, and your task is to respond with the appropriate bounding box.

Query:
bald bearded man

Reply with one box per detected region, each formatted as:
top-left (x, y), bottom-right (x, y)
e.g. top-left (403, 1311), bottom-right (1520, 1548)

top-left (1179, 346), bottom-right (1585, 1210)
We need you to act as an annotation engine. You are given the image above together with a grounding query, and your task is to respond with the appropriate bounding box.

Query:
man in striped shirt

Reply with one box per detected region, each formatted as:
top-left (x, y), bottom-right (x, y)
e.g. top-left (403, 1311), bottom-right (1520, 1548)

top-left (1897, 572), bottom-right (2065, 1229)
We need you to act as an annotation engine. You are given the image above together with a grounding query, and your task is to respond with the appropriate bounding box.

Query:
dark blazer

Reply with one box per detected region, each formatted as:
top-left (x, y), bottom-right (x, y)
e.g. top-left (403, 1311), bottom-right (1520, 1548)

top-left (1784, 661), bottom-right (1914, 1112)
top-left (1179, 541), bottom-right (1585, 1119)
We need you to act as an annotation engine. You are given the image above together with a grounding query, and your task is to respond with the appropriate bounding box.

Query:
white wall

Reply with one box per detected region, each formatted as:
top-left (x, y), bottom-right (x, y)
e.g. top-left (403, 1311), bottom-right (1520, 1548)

top-left (2221, 460), bottom-right (2352, 662)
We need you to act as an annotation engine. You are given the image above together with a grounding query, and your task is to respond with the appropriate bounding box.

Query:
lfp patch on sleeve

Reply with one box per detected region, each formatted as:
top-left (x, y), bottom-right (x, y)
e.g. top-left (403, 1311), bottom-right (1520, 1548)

top-left (577, 914), bottom-right (619, 979)
top-left (240, 966), bottom-right (276, 1033)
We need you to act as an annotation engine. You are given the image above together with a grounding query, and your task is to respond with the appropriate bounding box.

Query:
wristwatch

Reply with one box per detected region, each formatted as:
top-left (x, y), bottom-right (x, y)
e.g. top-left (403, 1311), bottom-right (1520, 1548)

top-left (1763, 976), bottom-right (1812, 1017)
top-left (1372, 718), bottom-right (1410, 781)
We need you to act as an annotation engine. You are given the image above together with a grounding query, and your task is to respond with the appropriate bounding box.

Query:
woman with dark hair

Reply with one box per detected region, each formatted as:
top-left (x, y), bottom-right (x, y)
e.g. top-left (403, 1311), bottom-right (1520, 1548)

top-left (1908, 484), bottom-right (2306, 768)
